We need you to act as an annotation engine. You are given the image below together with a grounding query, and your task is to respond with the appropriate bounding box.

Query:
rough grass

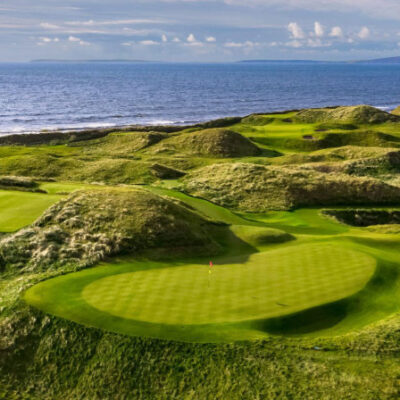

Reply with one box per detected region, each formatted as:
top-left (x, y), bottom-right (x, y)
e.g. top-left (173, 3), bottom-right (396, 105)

top-left (71, 131), bottom-right (168, 156)
top-left (0, 175), bottom-right (38, 189)
top-left (366, 224), bottom-right (400, 234)
top-left (294, 105), bottom-right (400, 124)
top-left (183, 162), bottom-right (400, 211)
top-left (273, 147), bottom-right (400, 180)
top-left (0, 188), bottom-right (220, 273)
top-left (2, 303), bottom-right (399, 400)
top-left (273, 146), bottom-right (400, 165)
top-left (391, 105), bottom-right (400, 116)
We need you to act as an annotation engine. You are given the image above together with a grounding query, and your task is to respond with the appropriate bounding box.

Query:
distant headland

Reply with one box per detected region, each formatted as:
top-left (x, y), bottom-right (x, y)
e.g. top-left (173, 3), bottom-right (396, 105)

top-left (31, 59), bottom-right (153, 63)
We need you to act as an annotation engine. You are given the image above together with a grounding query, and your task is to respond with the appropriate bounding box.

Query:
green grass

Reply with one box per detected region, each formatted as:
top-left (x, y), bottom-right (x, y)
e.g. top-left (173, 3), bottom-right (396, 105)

top-left (85, 244), bottom-right (374, 324)
top-left (231, 110), bottom-right (400, 153)
top-left (23, 190), bottom-right (400, 344)
top-left (24, 241), bottom-right (376, 342)
top-left (4, 106), bottom-right (400, 398)
top-left (0, 190), bottom-right (62, 232)
top-left (39, 181), bottom-right (106, 194)
top-left (22, 181), bottom-right (400, 343)
top-left (145, 186), bottom-right (256, 225)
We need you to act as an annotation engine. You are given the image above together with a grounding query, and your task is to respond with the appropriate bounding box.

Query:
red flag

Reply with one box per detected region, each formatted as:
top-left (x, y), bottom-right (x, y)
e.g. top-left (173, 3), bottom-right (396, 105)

top-left (209, 261), bottom-right (213, 268)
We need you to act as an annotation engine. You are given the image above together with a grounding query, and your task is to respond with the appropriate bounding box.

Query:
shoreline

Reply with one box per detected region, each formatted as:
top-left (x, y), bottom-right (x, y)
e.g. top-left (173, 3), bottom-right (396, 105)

top-left (0, 103), bottom-right (398, 145)
top-left (0, 115), bottom-right (243, 145)
top-left (0, 104), bottom-right (397, 140)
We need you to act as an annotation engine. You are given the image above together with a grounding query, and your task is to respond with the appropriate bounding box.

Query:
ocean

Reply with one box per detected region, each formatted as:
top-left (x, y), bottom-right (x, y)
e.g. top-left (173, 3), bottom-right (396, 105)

top-left (1, 62), bottom-right (400, 135)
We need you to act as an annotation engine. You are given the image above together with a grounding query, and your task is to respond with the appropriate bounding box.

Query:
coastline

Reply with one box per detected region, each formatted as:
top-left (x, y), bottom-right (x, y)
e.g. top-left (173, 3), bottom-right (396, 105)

top-left (0, 115), bottom-right (243, 145)
top-left (0, 103), bottom-right (397, 142)
top-left (0, 104), bottom-right (397, 140)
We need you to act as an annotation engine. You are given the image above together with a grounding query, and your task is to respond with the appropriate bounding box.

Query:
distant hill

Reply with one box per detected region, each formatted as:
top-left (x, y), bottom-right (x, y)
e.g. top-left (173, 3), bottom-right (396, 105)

top-left (31, 59), bottom-right (153, 63)
top-left (239, 59), bottom-right (327, 64)
top-left (353, 56), bottom-right (400, 64)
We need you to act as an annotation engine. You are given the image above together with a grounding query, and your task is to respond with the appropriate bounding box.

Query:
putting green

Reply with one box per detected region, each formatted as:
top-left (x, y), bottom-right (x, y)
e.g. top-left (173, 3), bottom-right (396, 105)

top-left (84, 243), bottom-right (375, 325)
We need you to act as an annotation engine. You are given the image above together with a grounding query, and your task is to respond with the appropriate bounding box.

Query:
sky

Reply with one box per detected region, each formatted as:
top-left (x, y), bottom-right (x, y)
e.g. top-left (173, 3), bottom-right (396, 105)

top-left (2, 0), bottom-right (400, 62)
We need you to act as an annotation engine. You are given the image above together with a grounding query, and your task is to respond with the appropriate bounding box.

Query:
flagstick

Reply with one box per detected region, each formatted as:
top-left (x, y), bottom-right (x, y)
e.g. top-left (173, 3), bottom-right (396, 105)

top-left (208, 261), bottom-right (213, 288)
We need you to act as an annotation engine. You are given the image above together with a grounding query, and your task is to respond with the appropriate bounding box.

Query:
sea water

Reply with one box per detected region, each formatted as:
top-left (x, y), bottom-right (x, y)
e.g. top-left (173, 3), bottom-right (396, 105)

top-left (0, 61), bottom-right (400, 135)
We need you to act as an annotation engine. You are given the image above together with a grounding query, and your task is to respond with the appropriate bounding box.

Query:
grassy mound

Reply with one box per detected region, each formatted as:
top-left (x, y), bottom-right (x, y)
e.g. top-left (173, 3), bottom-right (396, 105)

top-left (241, 114), bottom-right (275, 126)
top-left (339, 150), bottom-right (400, 177)
top-left (276, 147), bottom-right (400, 178)
top-left (0, 189), bottom-right (220, 273)
top-left (318, 131), bottom-right (400, 149)
top-left (71, 131), bottom-right (168, 156)
top-left (0, 155), bottom-right (158, 184)
top-left (294, 105), bottom-right (400, 124)
top-left (275, 146), bottom-right (399, 165)
top-left (391, 105), bottom-right (400, 116)
top-left (183, 162), bottom-right (400, 211)
top-left (149, 128), bottom-right (261, 158)
top-left (193, 116), bottom-right (242, 129)
top-left (67, 159), bottom-right (156, 184)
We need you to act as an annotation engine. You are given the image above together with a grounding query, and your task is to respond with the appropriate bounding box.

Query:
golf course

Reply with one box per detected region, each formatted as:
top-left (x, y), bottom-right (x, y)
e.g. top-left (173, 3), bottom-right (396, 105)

top-left (2, 105), bottom-right (400, 398)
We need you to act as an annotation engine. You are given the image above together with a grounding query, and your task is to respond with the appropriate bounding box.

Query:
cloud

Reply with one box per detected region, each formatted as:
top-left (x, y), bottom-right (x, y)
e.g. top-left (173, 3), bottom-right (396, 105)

top-left (37, 36), bottom-right (59, 44)
top-left (286, 40), bottom-right (303, 48)
top-left (206, 36), bottom-right (216, 42)
top-left (184, 33), bottom-right (204, 46)
top-left (330, 26), bottom-right (343, 37)
top-left (36, 36), bottom-right (60, 46)
top-left (139, 40), bottom-right (159, 45)
top-left (187, 33), bottom-right (196, 42)
top-left (314, 22), bottom-right (324, 37)
top-left (307, 38), bottom-right (331, 47)
top-left (68, 36), bottom-right (90, 45)
top-left (39, 22), bottom-right (60, 30)
top-left (224, 40), bottom-right (259, 48)
top-left (65, 19), bottom-right (166, 27)
top-left (358, 26), bottom-right (370, 39)
top-left (288, 22), bottom-right (305, 39)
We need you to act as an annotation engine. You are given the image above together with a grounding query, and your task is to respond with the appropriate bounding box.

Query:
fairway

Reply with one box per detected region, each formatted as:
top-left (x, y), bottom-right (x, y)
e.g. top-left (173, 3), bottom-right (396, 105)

top-left (0, 190), bottom-right (62, 232)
